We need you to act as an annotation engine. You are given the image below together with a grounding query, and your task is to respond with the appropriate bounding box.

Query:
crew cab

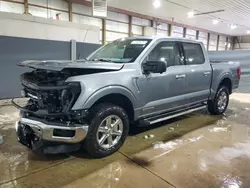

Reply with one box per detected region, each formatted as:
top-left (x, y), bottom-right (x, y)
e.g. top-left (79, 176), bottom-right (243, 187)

top-left (13, 37), bottom-right (241, 157)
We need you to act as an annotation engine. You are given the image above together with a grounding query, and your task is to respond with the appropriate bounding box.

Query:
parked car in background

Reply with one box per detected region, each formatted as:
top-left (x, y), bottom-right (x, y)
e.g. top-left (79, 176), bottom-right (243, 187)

top-left (13, 37), bottom-right (241, 157)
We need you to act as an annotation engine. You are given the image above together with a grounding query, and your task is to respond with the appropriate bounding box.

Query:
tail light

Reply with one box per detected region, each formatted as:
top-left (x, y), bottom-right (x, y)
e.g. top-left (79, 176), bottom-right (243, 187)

top-left (237, 67), bottom-right (241, 80)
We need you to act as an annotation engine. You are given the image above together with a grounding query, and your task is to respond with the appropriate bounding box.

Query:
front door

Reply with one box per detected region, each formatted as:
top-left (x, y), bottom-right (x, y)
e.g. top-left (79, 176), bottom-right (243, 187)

top-left (137, 41), bottom-right (187, 117)
top-left (181, 42), bottom-right (212, 104)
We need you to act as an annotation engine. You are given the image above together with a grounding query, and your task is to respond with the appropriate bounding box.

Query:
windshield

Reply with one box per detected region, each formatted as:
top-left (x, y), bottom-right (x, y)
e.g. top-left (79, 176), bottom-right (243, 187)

top-left (88, 38), bottom-right (152, 63)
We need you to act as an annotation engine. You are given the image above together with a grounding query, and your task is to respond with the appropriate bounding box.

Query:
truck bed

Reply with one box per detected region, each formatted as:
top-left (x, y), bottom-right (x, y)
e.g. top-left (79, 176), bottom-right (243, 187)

top-left (210, 61), bottom-right (240, 96)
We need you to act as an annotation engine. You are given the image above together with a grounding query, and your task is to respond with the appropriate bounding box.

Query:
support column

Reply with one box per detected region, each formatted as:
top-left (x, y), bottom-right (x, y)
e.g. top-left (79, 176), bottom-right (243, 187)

top-left (24, 0), bottom-right (29, 14)
top-left (232, 36), bottom-right (238, 50)
top-left (68, 1), bottom-right (72, 22)
top-left (71, 39), bottom-right (76, 61)
top-left (150, 19), bottom-right (154, 27)
top-left (196, 30), bottom-right (199, 40)
top-left (225, 37), bottom-right (229, 50)
top-left (168, 24), bottom-right (172, 37)
top-left (102, 19), bottom-right (106, 45)
top-left (183, 28), bottom-right (186, 38)
top-left (128, 15), bottom-right (132, 37)
top-left (216, 35), bottom-right (220, 51)
top-left (207, 33), bottom-right (210, 50)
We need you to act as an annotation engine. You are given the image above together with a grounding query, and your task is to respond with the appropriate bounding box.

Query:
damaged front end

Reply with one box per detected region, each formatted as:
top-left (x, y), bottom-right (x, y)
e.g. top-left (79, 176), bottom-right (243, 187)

top-left (13, 68), bottom-right (89, 154)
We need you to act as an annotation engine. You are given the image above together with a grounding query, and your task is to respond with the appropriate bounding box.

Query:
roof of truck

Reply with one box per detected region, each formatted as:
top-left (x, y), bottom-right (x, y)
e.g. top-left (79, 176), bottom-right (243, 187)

top-left (125, 36), bottom-right (202, 43)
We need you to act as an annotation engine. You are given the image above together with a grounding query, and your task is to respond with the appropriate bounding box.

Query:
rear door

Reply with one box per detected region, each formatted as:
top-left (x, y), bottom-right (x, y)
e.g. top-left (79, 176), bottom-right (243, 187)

top-left (181, 42), bottom-right (212, 104)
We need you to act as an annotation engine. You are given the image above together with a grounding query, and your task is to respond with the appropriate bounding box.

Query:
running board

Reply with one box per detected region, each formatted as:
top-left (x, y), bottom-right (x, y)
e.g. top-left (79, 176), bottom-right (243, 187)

top-left (144, 106), bottom-right (206, 125)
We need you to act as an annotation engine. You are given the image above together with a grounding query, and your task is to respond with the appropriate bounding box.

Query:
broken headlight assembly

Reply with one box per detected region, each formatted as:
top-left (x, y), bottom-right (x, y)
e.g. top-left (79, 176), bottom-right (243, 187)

top-left (60, 82), bottom-right (82, 112)
top-left (13, 81), bottom-right (82, 117)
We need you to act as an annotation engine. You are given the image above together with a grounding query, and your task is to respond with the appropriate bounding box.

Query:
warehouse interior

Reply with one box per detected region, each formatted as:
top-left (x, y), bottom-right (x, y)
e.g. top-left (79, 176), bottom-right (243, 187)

top-left (0, 0), bottom-right (250, 187)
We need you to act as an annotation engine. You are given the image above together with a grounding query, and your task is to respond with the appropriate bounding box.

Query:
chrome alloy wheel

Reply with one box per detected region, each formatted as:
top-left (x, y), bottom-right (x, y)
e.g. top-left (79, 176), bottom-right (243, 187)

top-left (217, 91), bottom-right (228, 111)
top-left (96, 115), bottom-right (123, 149)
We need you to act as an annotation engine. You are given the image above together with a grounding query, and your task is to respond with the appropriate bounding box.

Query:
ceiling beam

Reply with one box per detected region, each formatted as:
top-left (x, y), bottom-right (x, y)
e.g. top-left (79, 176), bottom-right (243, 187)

top-left (194, 10), bottom-right (225, 16)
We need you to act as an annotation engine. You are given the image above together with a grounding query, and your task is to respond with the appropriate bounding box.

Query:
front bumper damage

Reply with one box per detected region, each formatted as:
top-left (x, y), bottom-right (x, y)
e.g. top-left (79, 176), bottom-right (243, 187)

top-left (16, 117), bottom-right (89, 154)
top-left (13, 69), bottom-right (90, 154)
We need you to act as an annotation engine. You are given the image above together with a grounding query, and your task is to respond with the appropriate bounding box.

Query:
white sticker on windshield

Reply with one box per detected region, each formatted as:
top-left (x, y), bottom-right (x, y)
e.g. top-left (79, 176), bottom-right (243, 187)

top-left (131, 41), bottom-right (148, 45)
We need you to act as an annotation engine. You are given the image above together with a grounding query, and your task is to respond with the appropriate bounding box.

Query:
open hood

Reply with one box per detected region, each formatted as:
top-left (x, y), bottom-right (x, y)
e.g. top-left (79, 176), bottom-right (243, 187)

top-left (17, 60), bottom-right (124, 71)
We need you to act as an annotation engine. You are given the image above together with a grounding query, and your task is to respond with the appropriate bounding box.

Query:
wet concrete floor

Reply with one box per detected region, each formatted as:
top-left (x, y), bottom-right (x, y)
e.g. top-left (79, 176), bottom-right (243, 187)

top-left (1, 76), bottom-right (250, 188)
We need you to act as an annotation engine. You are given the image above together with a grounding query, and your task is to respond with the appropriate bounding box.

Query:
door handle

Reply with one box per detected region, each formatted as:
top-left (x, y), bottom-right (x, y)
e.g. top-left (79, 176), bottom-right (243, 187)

top-left (203, 71), bottom-right (211, 76)
top-left (176, 74), bottom-right (186, 79)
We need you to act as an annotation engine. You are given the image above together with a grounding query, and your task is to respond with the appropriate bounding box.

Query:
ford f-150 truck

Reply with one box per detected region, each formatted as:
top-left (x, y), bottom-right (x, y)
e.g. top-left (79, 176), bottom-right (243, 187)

top-left (12, 37), bottom-right (241, 158)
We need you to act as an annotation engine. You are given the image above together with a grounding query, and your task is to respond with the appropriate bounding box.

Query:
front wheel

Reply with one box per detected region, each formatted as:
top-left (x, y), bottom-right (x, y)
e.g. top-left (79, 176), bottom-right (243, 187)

top-left (83, 103), bottom-right (129, 158)
top-left (207, 86), bottom-right (229, 115)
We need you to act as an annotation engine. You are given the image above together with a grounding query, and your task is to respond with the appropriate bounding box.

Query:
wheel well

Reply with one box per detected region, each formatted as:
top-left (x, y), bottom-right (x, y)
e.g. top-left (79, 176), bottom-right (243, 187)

top-left (219, 78), bottom-right (232, 94)
top-left (92, 94), bottom-right (134, 122)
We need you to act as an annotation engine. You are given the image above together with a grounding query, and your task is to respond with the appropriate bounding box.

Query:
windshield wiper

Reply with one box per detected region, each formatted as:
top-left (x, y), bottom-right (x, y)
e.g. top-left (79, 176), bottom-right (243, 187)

top-left (90, 58), bottom-right (113, 62)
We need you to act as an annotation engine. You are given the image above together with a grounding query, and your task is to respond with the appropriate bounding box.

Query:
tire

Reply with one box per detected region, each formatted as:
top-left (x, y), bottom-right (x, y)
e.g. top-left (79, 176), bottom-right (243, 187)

top-left (83, 103), bottom-right (129, 158)
top-left (207, 85), bottom-right (229, 115)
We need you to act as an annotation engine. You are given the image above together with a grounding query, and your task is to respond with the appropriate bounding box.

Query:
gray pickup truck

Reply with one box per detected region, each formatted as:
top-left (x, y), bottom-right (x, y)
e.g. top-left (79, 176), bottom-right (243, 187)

top-left (13, 37), bottom-right (241, 157)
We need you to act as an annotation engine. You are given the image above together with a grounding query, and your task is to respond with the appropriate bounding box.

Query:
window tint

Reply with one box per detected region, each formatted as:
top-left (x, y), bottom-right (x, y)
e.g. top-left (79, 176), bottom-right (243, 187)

top-left (182, 43), bottom-right (205, 65)
top-left (146, 42), bottom-right (182, 67)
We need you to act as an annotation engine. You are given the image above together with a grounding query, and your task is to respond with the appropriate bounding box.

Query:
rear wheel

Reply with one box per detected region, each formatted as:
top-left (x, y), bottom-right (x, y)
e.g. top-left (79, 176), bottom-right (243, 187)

top-left (208, 86), bottom-right (229, 115)
top-left (83, 103), bottom-right (129, 158)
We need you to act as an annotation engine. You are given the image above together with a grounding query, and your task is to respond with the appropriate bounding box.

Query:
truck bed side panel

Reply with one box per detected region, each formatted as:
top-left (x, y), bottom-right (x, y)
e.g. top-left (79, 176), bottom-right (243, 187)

top-left (209, 61), bottom-right (240, 99)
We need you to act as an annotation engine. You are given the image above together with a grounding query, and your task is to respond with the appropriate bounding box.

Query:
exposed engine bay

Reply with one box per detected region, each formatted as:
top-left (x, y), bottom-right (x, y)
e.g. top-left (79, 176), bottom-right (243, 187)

top-left (13, 68), bottom-right (115, 124)
top-left (14, 69), bottom-right (80, 122)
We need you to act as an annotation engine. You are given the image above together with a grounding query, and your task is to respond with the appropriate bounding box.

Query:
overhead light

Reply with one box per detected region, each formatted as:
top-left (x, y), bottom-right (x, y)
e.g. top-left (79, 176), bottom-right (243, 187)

top-left (153, 0), bottom-right (161, 9)
top-left (188, 11), bottom-right (194, 18)
top-left (247, 30), bottom-right (250, 34)
top-left (212, 19), bottom-right (219, 25)
top-left (230, 24), bottom-right (237, 29)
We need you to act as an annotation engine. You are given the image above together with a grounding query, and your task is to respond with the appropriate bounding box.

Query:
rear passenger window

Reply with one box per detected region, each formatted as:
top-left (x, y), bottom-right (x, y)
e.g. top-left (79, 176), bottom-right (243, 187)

top-left (182, 43), bottom-right (205, 65)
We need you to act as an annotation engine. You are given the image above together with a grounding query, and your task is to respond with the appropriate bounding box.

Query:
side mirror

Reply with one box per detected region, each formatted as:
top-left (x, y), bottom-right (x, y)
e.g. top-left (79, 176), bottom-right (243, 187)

top-left (142, 60), bottom-right (167, 74)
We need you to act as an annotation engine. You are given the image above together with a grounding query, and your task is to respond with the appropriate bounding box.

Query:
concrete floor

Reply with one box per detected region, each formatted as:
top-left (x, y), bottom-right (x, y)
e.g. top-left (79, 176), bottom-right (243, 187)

top-left (1, 75), bottom-right (250, 188)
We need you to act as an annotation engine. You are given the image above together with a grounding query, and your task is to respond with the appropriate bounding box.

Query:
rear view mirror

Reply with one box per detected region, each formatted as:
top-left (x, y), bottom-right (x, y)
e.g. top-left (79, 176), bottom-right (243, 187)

top-left (142, 60), bottom-right (167, 74)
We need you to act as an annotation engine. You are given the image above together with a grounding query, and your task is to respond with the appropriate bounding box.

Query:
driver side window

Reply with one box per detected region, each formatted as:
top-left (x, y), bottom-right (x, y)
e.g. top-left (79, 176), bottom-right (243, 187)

top-left (145, 41), bottom-right (182, 67)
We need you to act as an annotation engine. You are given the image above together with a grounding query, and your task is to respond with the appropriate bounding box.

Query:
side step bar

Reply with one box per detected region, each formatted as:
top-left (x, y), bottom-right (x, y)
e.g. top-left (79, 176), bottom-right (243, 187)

top-left (142, 105), bottom-right (206, 125)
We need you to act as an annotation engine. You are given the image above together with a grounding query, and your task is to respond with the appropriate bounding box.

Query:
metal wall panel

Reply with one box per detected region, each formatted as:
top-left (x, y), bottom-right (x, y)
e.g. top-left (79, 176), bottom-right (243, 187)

top-left (199, 31), bottom-right (208, 38)
top-left (186, 29), bottom-right (196, 36)
top-left (106, 20), bottom-right (129, 33)
top-left (49, 9), bottom-right (69, 21)
top-left (157, 23), bottom-right (168, 30)
top-left (107, 11), bottom-right (129, 23)
top-left (29, 6), bottom-right (47, 18)
top-left (48, 0), bottom-right (68, 11)
top-left (155, 29), bottom-right (167, 37)
top-left (132, 17), bottom-right (150, 26)
top-left (106, 31), bottom-right (128, 41)
top-left (72, 14), bottom-right (102, 29)
top-left (173, 26), bottom-right (183, 33)
top-left (29, 0), bottom-right (47, 6)
top-left (0, 36), bottom-right (98, 99)
top-left (132, 25), bottom-right (143, 35)
top-left (72, 3), bottom-right (91, 15)
top-left (172, 26), bottom-right (183, 38)
top-left (0, 1), bottom-right (24, 14)
top-left (76, 42), bottom-right (101, 59)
